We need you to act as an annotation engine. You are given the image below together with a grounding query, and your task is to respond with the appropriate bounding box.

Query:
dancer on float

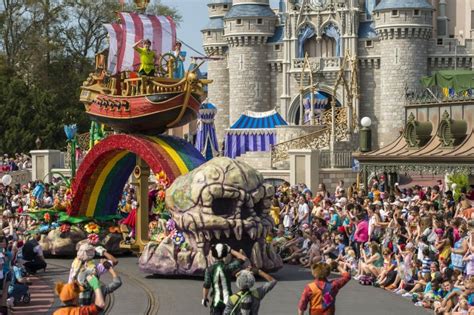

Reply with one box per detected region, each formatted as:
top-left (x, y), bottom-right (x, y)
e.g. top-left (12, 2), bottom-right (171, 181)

top-left (133, 39), bottom-right (156, 76)
top-left (202, 243), bottom-right (249, 315)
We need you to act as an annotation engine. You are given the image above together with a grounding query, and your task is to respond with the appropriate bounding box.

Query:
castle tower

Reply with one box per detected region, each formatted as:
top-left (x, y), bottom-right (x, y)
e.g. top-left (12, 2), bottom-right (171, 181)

top-left (224, 0), bottom-right (277, 125)
top-left (374, 0), bottom-right (433, 147)
top-left (202, 0), bottom-right (232, 149)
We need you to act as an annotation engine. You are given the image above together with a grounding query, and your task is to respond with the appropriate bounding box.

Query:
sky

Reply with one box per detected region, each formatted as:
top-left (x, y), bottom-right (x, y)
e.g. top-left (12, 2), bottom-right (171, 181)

top-left (160, 0), bottom-right (280, 71)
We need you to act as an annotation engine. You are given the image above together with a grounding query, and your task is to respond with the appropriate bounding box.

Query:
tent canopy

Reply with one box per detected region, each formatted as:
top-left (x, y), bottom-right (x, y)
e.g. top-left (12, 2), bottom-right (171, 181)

top-left (421, 70), bottom-right (474, 93)
top-left (225, 110), bottom-right (287, 159)
top-left (230, 109), bottom-right (287, 129)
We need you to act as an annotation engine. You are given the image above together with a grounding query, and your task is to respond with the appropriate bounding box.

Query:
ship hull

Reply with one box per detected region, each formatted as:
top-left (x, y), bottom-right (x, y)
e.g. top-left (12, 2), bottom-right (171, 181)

top-left (81, 89), bottom-right (201, 134)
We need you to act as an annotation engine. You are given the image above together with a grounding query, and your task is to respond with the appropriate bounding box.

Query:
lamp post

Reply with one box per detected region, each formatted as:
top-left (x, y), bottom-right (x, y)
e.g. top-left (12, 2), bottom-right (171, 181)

top-left (64, 124), bottom-right (78, 178)
top-left (359, 117), bottom-right (372, 152)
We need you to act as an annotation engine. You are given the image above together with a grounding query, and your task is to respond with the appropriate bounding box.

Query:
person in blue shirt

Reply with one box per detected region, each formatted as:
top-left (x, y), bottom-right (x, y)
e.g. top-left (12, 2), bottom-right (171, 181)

top-left (173, 42), bottom-right (186, 79)
top-left (7, 260), bottom-right (30, 304)
top-left (433, 279), bottom-right (465, 314)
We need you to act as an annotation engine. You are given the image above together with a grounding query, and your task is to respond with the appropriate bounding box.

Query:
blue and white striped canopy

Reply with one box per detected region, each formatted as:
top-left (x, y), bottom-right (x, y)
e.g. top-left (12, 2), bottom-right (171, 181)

top-left (230, 110), bottom-right (287, 129)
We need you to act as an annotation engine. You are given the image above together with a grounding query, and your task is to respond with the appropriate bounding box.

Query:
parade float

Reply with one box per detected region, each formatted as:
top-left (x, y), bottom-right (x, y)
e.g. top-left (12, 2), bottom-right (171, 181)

top-left (22, 0), bottom-right (282, 275)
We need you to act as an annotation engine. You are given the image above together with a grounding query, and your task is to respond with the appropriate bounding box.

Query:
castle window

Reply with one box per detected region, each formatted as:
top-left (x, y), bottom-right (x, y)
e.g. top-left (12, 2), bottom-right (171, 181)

top-left (437, 38), bottom-right (443, 46)
top-left (376, 12), bottom-right (380, 18)
top-left (236, 19), bottom-right (242, 25)
top-left (211, 5), bottom-right (215, 9)
top-left (257, 18), bottom-right (263, 25)
top-left (365, 40), bottom-right (373, 48)
top-left (391, 10), bottom-right (399, 17)
top-left (414, 9), bottom-right (420, 16)
top-left (274, 44), bottom-right (281, 51)
top-left (207, 31), bottom-right (211, 36)
top-left (223, 4), bottom-right (228, 9)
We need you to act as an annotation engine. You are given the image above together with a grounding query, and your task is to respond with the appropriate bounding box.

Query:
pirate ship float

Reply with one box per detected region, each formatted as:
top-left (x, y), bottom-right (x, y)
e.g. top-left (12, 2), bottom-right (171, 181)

top-left (79, 10), bottom-right (211, 134)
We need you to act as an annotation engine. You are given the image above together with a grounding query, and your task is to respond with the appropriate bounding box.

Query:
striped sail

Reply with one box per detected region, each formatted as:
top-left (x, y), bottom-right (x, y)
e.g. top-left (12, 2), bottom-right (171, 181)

top-left (104, 12), bottom-right (176, 74)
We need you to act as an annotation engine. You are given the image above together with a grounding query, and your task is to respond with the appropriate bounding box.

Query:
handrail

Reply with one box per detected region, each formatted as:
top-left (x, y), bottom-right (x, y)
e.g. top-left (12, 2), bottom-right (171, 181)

top-left (271, 107), bottom-right (349, 166)
top-left (271, 127), bottom-right (331, 165)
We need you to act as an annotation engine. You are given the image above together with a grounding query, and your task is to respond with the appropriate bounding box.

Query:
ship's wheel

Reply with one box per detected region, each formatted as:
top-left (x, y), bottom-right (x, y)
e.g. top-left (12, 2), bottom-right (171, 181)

top-left (158, 53), bottom-right (176, 78)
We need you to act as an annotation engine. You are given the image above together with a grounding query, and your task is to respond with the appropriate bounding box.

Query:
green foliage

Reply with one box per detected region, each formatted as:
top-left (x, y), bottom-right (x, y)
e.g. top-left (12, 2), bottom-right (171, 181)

top-left (0, 0), bottom-right (181, 154)
top-left (447, 173), bottom-right (469, 200)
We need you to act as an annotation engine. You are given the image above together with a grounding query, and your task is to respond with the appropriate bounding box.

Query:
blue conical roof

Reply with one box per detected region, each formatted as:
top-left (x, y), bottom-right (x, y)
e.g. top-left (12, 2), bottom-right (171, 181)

top-left (374, 0), bottom-right (433, 11)
top-left (208, 0), bottom-right (232, 4)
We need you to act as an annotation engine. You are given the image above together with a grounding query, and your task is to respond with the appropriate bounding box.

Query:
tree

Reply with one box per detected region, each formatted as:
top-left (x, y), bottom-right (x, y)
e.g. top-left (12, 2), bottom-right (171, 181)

top-left (0, 0), bottom-right (183, 154)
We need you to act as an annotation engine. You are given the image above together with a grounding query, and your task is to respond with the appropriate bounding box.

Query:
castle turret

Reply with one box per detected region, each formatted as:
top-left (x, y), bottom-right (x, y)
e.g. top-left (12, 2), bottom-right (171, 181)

top-left (224, 0), bottom-right (277, 125)
top-left (374, 0), bottom-right (433, 147)
top-left (202, 0), bottom-right (232, 148)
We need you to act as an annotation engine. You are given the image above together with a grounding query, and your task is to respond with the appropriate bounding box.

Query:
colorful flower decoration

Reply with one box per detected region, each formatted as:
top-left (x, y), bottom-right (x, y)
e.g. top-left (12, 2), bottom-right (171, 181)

top-left (108, 226), bottom-right (121, 234)
top-left (60, 224), bottom-right (71, 233)
top-left (43, 213), bottom-right (51, 223)
top-left (88, 233), bottom-right (100, 245)
top-left (166, 219), bottom-right (176, 231)
top-left (84, 222), bottom-right (100, 234)
top-left (158, 190), bottom-right (166, 201)
top-left (172, 232), bottom-right (185, 246)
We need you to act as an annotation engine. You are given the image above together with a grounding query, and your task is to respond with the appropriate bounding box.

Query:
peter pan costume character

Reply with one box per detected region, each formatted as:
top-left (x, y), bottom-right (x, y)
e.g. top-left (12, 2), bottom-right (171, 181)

top-left (202, 243), bottom-right (248, 315)
top-left (133, 39), bottom-right (156, 76)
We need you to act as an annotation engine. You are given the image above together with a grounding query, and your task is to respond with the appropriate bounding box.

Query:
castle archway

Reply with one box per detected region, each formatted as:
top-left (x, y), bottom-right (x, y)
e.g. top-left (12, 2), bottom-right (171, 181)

top-left (69, 134), bottom-right (205, 217)
top-left (288, 88), bottom-right (342, 125)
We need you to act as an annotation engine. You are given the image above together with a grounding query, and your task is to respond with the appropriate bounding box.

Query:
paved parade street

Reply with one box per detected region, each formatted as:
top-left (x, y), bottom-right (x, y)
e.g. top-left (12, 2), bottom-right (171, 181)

top-left (48, 257), bottom-right (429, 315)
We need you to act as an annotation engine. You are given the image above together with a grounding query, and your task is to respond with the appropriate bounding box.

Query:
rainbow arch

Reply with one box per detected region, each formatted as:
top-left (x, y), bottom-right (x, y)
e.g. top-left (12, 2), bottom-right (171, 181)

top-left (70, 134), bottom-right (205, 217)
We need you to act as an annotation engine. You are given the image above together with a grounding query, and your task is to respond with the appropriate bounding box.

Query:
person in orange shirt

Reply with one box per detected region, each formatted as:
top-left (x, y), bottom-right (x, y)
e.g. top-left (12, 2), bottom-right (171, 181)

top-left (53, 275), bottom-right (105, 315)
top-left (297, 262), bottom-right (351, 315)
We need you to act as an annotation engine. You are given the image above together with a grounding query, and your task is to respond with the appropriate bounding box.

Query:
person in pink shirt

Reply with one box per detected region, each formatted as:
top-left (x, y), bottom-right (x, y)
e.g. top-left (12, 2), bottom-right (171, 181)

top-left (354, 213), bottom-right (369, 258)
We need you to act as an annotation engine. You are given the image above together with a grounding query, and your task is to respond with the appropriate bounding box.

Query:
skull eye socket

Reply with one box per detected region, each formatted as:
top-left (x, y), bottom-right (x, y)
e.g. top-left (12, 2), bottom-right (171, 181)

top-left (212, 198), bottom-right (236, 216)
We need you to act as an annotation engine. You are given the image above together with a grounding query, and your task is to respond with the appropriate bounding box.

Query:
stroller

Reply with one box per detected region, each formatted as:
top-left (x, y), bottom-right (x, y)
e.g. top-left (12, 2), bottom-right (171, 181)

top-left (6, 265), bottom-right (31, 306)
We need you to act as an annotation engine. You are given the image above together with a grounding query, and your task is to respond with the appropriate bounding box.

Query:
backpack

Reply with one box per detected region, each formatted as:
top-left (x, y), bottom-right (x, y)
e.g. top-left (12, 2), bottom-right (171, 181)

top-left (308, 281), bottom-right (335, 312)
top-left (228, 290), bottom-right (261, 315)
top-left (358, 275), bottom-right (373, 286)
top-left (22, 240), bottom-right (38, 261)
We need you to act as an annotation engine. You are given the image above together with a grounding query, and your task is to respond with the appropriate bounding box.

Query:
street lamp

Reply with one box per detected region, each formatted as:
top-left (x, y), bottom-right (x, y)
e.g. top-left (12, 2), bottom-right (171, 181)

top-left (64, 124), bottom-right (78, 178)
top-left (359, 117), bottom-right (372, 152)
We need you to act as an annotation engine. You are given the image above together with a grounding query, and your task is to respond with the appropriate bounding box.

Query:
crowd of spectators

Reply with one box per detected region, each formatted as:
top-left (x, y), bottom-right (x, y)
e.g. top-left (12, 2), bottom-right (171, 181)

top-left (270, 178), bottom-right (474, 315)
top-left (0, 154), bottom-right (31, 173)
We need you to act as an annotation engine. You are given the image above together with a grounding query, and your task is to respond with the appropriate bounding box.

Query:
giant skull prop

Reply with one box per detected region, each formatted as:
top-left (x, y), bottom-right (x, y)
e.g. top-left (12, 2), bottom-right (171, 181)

top-left (139, 157), bottom-right (283, 275)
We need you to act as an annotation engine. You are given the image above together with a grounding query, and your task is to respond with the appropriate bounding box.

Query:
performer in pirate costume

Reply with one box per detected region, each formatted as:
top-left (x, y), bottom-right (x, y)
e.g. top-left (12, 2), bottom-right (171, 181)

top-left (202, 243), bottom-right (248, 315)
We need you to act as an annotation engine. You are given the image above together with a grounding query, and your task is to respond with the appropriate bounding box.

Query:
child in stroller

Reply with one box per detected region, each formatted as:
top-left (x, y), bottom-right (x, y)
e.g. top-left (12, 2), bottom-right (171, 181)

top-left (7, 261), bottom-right (31, 306)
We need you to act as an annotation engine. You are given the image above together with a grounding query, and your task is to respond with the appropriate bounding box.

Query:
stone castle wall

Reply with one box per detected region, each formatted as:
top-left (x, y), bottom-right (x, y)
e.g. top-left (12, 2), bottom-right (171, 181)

top-left (207, 57), bottom-right (229, 148)
top-left (377, 37), bottom-right (429, 147)
top-left (228, 44), bottom-right (272, 124)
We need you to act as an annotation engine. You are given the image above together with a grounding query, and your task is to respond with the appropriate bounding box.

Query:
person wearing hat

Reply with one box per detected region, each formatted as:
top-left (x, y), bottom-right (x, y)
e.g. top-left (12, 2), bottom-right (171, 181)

top-left (53, 275), bottom-right (105, 315)
top-left (223, 268), bottom-right (277, 315)
top-left (133, 39), bottom-right (156, 76)
top-left (202, 243), bottom-right (249, 315)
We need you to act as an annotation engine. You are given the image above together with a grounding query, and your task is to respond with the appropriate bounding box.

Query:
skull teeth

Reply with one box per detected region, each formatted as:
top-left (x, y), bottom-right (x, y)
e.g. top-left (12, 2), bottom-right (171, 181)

top-left (247, 227), bottom-right (257, 240)
top-left (257, 223), bottom-right (263, 238)
top-left (213, 229), bottom-right (221, 240)
top-left (233, 221), bottom-right (243, 241)
top-left (203, 230), bottom-right (212, 241)
top-left (223, 228), bottom-right (231, 238)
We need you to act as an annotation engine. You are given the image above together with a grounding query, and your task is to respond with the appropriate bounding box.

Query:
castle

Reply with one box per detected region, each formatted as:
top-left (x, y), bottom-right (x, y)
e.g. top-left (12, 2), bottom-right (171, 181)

top-left (201, 0), bottom-right (474, 151)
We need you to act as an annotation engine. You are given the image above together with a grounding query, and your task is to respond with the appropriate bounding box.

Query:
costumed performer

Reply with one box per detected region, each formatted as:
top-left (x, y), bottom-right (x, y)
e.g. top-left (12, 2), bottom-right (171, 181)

top-left (298, 262), bottom-right (351, 315)
top-left (133, 39), bottom-right (156, 76)
top-left (173, 42), bottom-right (186, 79)
top-left (224, 268), bottom-right (277, 315)
top-left (202, 243), bottom-right (249, 315)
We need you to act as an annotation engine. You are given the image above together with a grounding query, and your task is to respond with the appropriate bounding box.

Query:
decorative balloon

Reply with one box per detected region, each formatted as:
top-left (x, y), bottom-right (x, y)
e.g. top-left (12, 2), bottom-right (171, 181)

top-left (1, 174), bottom-right (12, 186)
